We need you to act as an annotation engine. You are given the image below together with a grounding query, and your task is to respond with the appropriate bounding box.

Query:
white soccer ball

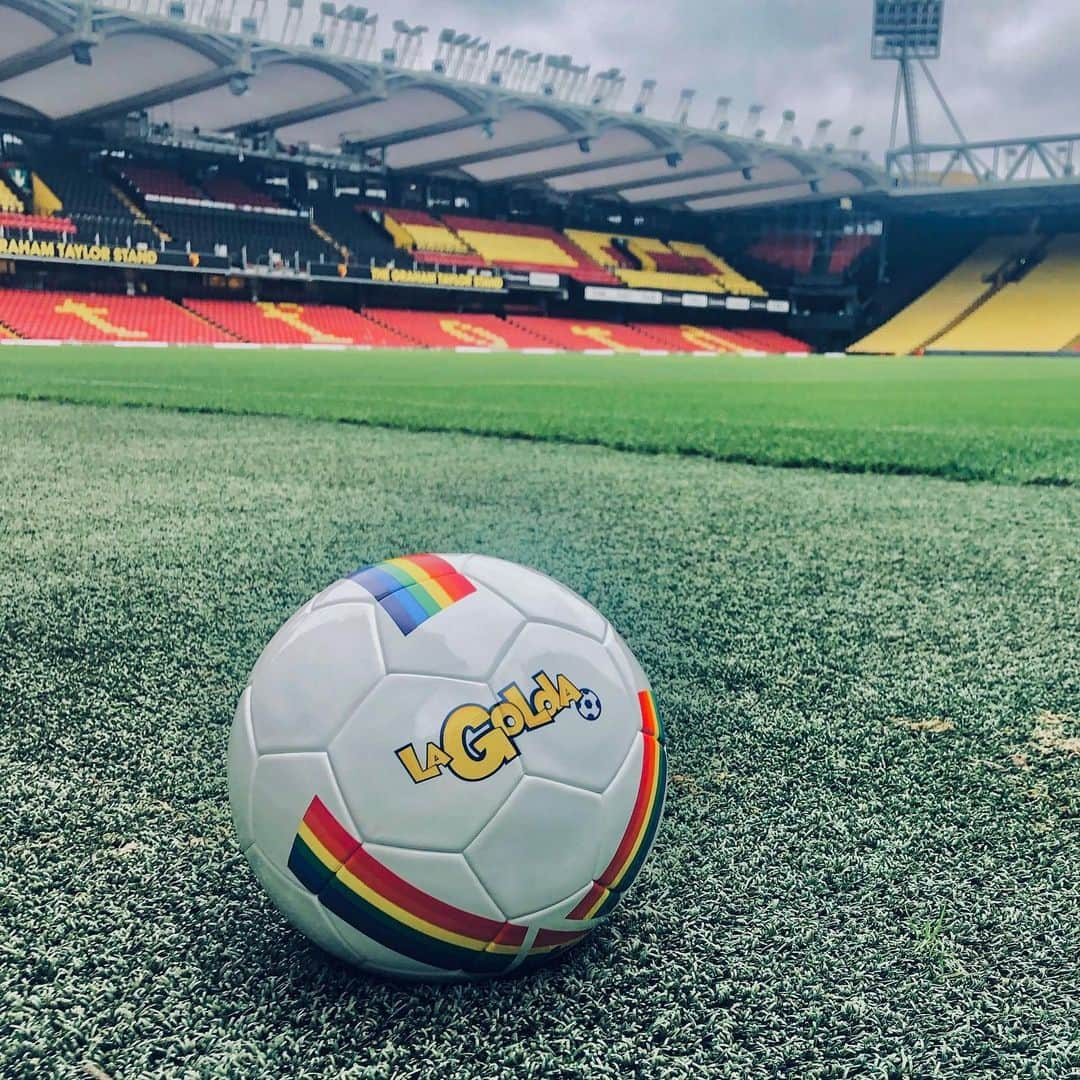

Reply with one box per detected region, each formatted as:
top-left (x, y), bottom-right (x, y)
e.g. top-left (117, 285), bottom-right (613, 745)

top-left (228, 553), bottom-right (666, 980)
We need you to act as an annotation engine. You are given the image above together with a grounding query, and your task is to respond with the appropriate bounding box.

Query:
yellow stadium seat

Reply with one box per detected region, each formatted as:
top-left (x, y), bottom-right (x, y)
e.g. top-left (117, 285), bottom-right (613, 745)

top-left (669, 241), bottom-right (767, 296)
top-left (615, 269), bottom-right (724, 293)
top-left (456, 231), bottom-right (577, 268)
top-left (933, 234), bottom-right (1080, 352)
top-left (848, 236), bottom-right (1039, 354)
top-left (0, 178), bottom-right (24, 213)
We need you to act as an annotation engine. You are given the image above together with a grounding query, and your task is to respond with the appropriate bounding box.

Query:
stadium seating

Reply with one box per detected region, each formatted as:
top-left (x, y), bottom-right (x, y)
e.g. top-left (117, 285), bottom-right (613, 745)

top-left (201, 176), bottom-right (283, 210)
top-left (384, 208), bottom-right (472, 254)
top-left (848, 236), bottom-right (1040, 354)
top-left (828, 234), bottom-right (876, 275)
top-left (362, 309), bottom-right (552, 349)
top-left (504, 317), bottom-right (662, 352)
top-left (566, 229), bottom-right (766, 295)
top-left (121, 165), bottom-right (204, 202)
top-left (183, 299), bottom-right (409, 346)
top-left (0, 212), bottom-right (76, 235)
top-left (442, 217), bottom-right (618, 284)
top-left (631, 324), bottom-right (810, 353)
top-left (747, 234), bottom-right (816, 274)
top-left (931, 233), bottom-right (1080, 352)
top-left (31, 159), bottom-right (163, 248)
top-left (151, 206), bottom-right (337, 267)
top-left (309, 195), bottom-right (398, 263)
top-left (0, 289), bottom-right (231, 342)
top-left (0, 178), bottom-right (23, 213)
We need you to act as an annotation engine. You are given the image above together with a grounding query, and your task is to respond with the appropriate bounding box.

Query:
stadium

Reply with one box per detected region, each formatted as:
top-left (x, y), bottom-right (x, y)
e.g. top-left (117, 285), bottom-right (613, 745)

top-left (1, 0), bottom-right (1077, 1076)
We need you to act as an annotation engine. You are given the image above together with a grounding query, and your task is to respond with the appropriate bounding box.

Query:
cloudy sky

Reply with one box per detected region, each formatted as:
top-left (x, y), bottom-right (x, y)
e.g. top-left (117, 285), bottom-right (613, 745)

top-left (367, 0), bottom-right (1079, 160)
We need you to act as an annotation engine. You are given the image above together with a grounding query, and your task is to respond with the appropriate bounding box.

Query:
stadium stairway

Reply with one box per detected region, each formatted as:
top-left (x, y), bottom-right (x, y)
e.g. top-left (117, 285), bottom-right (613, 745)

top-left (847, 235), bottom-right (1042, 354)
top-left (183, 300), bottom-right (410, 346)
top-left (361, 309), bottom-right (553, 349)
top-left (0, 290), bottom-right (233, 342)
top-left (930, 233), bottom-right (1080, 352)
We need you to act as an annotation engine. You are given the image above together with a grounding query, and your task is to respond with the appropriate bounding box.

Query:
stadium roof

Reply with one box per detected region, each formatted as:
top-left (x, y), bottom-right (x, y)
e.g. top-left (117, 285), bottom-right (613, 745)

top-left (0, 0), bottom-right (888, 212)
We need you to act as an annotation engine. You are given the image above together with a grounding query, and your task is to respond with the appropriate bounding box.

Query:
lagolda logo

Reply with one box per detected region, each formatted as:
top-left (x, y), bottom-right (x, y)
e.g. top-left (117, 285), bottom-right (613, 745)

top-left (395, 671), bottom-right (602, 784)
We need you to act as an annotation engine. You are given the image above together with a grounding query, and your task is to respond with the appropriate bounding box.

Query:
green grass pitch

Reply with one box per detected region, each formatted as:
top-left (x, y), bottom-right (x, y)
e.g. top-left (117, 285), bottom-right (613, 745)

top-left (1, 347), bottom-right (1078, 1077)
top-left (1, 345), bottom-right (1078, 484)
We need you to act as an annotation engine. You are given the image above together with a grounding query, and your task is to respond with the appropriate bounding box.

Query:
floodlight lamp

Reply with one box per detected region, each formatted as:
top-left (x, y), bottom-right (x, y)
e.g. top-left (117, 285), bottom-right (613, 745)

top-left (481, 119), bottom-right (495, 139)
top-left (71, 41), bottom-right (93, 65)
top-left (665, 151), bottom-right (682, 168)
top-left (310, 31), bottom-right (326, 47)
top-left (228, 72), bottom-right (250, 96)
top-left (741, 166), bottom-right (753, 180)
top-left (577, 137), bottom-right (591, 153)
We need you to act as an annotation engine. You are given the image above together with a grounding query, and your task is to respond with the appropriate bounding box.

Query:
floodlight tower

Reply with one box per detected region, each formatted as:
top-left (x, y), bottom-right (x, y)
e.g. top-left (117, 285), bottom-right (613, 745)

top-left (871, 0), bottom-right (965, 177)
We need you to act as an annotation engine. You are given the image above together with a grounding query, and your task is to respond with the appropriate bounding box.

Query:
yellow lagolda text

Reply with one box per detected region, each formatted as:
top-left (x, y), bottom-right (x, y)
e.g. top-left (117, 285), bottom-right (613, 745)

top-left (395, 671), bottom-right (585, 784)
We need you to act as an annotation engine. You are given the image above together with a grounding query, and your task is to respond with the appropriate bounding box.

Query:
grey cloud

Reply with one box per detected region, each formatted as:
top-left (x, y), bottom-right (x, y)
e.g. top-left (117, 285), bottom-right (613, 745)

top-left (375, 0), bottom-right (1078, 159)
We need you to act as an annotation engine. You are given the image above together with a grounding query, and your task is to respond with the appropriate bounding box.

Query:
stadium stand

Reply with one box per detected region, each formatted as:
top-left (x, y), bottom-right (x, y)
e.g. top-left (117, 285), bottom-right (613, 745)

top-left (442, 216), bottom-right (618, 284)
top-left (566, 229), bottom-right (766, 295)
top-left (847, 236), bottom-right (1042, 354)
top-left (182, 299), bottom-right (410, 346)
top-left (150, 206), bottom-right (337, 267)
top-left (631, 324), bottom-right (810, 353)
top-left (827, 234), bottom-right (876, 275)
top-left (361, 309), bottom-right (552, 349)
top-left (308, 195), bottom-right (399, 263)
top-left (747, 234), bottom-right (816, 275)
top-left (201, 176), bottom-right (283, 210)
top-left (120, 164), bottom-right (204, 202)
top-left (0, 178), bottom-right (24, 212)
top-left (504, 316), bottom-right (663, 352)
top-left (931, 234), bottom-right (1080, 352)
top-left (668, 241), bottom-right (767, 296)
top-left (0, 212), bottom-right (76, 236)
top-left (28, 159), bottom-right (162, 247)
top-left (0, 289), bottom-right (231, 342)
top-left (384, 208), bottom-right (472, 254)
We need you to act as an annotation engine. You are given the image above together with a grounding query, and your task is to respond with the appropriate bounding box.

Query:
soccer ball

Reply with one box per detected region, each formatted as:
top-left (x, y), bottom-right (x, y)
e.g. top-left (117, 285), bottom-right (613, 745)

top-left (228, 553), bottom-right (666, 981)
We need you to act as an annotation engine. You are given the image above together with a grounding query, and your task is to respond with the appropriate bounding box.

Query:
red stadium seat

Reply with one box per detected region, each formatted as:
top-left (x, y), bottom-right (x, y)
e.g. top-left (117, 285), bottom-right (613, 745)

top-left (183, 299), bottom-right (410, 346)
top-left (362, 309), bottom-right (553, 349)
top-left (505, 317), bottom-right (662, 352)
top-left (0, 289), bottom-right (233, 342)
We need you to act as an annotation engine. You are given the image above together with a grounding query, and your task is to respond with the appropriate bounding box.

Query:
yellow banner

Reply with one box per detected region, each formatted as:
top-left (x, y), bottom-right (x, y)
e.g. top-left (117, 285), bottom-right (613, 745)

top-left (0, 238), bottom-right (159, 266)
top-left (369, 265), bottom-right (503, 290)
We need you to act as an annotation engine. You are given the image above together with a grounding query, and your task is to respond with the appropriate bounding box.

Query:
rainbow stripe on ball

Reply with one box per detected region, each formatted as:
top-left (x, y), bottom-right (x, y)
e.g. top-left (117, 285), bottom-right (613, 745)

top-left (349, 553), bottom-right (475, 636)
top-left (288, 796), bottom-right (586, 974)
top-left (567, 690), bottom-right (667, 922)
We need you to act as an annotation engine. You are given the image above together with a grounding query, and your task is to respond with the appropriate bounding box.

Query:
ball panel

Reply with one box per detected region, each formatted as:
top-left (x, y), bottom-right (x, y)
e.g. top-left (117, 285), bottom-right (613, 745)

top-left (465, 776), bottom-right (602, 919)
top-left (249, 598), bottom-right (314, 688)
top-left (329, 674), bottom-right (524, 852)
top-left (604, 625), bottom-right (652, 697)
top-left (310, 578), bottom-right (376, 611)
top-left (248, 751), bottom-right (358, 870)
top-left (461, 555), bottom-right (607, 641)
top-left (249, 603), bottom-right (383, 753)
top-left (589, 732), bottom-right (666, 910)
top-left (371, 579), bottom-right (525, 681)
top-left (363, 844), bottom-right (505, 922)
top-left (227, 687), bottom-right (257, 852)
top-left (488, 622), bottom-right (638, 793)
top-left (245, 842), bottom-right (355, 967)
